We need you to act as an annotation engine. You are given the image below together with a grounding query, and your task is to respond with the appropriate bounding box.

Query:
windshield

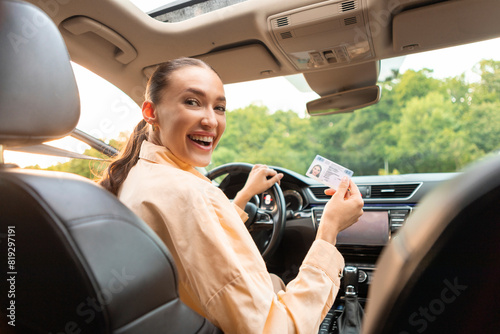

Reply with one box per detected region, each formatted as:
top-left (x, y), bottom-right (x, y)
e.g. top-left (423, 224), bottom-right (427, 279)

top-left (6, 37), bottom-right (500, 178)
top-left (209, 37), bottom-right (500, 176)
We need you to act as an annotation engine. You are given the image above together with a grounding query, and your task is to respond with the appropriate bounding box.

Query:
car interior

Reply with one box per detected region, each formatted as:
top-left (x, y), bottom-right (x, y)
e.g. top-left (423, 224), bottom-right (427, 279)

top-left (1, 0), bottom-right (500, 333)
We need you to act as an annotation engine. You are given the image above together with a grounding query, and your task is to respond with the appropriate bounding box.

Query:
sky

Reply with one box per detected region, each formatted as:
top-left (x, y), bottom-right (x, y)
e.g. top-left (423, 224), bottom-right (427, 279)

top-left (4, 33), bottom-right (500, 168)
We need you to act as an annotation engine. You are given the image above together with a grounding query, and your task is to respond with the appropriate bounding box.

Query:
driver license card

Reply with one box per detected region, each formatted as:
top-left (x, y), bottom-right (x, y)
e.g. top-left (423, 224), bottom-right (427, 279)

top-left (306, 155), bottom-right (354, 190)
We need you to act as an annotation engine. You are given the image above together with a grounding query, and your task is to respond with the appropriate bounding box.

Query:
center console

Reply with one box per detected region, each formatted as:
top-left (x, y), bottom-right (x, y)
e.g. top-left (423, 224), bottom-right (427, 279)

top-left (312, 205), bottom-right (413, 298)
top-left (313, 205), bottom-right (413, 333)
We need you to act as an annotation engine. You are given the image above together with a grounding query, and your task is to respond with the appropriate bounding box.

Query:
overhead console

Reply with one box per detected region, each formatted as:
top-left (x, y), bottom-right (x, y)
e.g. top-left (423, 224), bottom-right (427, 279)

top-left (268, 0), bottom-right (374, 71)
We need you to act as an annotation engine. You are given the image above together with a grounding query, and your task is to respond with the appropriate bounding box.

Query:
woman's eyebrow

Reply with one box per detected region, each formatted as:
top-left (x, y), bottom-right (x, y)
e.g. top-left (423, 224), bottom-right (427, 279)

top-left (184, 87), bottom-right (226, 102)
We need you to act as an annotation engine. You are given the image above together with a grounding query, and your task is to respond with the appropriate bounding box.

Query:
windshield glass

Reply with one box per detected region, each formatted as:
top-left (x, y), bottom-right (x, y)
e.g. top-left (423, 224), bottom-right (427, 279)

top-left (6, 37), bottom-right (500, 179)
top-left (208, 37), bottom-right (500, 176)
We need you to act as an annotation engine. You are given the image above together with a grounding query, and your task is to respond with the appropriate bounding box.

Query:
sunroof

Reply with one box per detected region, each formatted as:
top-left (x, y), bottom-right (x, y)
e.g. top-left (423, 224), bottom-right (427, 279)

top-left (132, 0), bottom-right (248, 23)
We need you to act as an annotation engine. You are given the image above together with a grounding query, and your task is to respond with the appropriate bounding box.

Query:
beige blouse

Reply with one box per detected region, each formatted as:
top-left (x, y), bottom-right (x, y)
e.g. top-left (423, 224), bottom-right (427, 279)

top-left (118, 140), bottom-right (345, 333)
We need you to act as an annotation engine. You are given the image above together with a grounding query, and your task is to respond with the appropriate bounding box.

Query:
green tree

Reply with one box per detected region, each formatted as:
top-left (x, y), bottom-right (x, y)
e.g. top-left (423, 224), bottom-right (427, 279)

top-left (471, 59), bottom-right (500, 104)
top-left (25, 133), bottom-right (128, 179)
top-left (462, 101), bottom-right (500, 155)
top-left (443, 74), bottom-right (471, 115)
top-left (387, 92), bottom-right (480, 172)
top-left (392, 69), bottom-right (443, 108)
top-left (27, 60), bottom-right (500, 178)
top-left (210, 105), bottom-right (318, 174)
top-left (307, 80), bottom-right (400, 175)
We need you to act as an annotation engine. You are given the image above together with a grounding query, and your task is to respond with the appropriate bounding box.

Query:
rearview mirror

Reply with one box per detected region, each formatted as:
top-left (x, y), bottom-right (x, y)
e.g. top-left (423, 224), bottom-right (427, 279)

top-left (307, 85), bottom-right (380, 116)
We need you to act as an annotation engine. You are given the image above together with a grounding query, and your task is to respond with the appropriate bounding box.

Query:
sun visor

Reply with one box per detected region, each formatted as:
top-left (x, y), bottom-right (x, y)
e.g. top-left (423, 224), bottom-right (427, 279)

top-left (393, 0), bottom-right (500, 53)
top-left (142, 44), bottom-right (280, 84)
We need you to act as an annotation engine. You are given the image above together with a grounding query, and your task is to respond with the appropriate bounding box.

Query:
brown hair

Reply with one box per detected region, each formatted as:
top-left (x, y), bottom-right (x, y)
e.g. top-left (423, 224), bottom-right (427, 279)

top-left (98, 57), bottom-right (216, 195)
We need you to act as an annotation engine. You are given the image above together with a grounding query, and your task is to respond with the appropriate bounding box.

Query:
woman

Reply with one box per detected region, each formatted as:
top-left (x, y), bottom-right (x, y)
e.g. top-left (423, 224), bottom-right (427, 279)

top-left (310, 164), bottom-right (322, 178)
top-left (99, 58), bottom-right (364, 333)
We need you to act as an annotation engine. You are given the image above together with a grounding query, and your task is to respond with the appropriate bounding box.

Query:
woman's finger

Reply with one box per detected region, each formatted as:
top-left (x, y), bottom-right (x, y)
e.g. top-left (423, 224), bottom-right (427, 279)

top-left (272, 173), bottom-right (284, 185)
top-left (348, 179), bottom-right (361, 196)
top-left (333, 177), bottom-right (350, 199)
top-left (324, 188), bottom-right (336, 196)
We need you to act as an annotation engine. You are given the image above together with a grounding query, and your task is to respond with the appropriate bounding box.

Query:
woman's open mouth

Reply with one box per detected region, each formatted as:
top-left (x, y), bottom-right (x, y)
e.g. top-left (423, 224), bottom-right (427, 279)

top-left (188, 134), bottom-right (214, 147)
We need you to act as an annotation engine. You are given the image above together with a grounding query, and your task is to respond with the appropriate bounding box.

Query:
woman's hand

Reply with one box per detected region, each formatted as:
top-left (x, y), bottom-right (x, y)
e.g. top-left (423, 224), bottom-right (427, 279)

top-left (316, 177), bottom-right (364, 245)
top-left (233, 164), bottom-right (284, 210)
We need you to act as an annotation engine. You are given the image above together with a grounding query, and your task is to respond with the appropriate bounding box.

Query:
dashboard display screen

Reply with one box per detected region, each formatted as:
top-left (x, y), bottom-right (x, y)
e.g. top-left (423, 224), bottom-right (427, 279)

top-left (336, 211), bottom-right (389, 246)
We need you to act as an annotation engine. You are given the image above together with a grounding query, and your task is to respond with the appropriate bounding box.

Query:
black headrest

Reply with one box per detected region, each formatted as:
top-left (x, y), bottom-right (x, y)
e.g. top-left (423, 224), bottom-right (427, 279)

top-left (0, 0), bottom-right (79, 147)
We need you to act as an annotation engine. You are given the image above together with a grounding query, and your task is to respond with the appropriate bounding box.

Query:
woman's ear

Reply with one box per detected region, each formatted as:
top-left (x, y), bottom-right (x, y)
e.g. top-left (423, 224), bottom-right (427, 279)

top-left (142, 101), bottom-right (156, 124)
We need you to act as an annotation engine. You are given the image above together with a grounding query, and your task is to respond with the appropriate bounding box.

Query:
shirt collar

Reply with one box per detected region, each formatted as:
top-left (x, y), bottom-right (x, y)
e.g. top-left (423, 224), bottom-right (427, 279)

top-left (139, 140), bottom-right (210, 182)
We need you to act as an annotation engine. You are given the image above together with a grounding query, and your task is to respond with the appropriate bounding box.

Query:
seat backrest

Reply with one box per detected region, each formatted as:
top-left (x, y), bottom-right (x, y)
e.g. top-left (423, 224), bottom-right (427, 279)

top-left (0, 169), bottom-right (222, 334)
top-left (0, 1), bottom-right (221, 333)
top-left (362, 154), bottom-right (500, 334)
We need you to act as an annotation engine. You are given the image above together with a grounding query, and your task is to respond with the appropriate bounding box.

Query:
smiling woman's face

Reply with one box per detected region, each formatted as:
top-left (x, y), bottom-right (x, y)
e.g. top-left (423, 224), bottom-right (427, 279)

top-left (153, 66), bottom-right (227, 167)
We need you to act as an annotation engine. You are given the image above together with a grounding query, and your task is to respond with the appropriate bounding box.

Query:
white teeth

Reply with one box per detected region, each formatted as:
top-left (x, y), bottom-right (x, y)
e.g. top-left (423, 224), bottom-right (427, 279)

top-left (189, 135), bottom-right (213, 143)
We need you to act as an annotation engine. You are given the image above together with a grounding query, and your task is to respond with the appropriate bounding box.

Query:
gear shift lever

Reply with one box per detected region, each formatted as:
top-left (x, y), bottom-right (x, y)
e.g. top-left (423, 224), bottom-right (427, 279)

top-left (337, 266), bottom-right (364, 334)
top-left (343, 266), bottom-right (359, 297)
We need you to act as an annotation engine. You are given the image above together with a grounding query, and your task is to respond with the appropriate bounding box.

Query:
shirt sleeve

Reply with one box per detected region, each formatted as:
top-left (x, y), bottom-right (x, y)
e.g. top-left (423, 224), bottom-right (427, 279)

top-left (232, 201), bottom-right (249, 222)
top-left (135, 176), bottom-right (344, 334)
top-left (205, 239), bottom-right (344, 334)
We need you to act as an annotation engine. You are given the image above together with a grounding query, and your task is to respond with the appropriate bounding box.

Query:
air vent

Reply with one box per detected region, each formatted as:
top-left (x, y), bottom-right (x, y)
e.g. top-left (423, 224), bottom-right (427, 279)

top-left (310, 186), bottom-right (329, 200)
top-left (341, 0), bottom-right (356, 12)
top-left (344, 16), bottom-right (357, 26)
top-left (370, 184), bottom-right (420, 199)
top-left (280, 31), bottom-right (293, 39)
top-left (276, 16), bottom-right (289, 27)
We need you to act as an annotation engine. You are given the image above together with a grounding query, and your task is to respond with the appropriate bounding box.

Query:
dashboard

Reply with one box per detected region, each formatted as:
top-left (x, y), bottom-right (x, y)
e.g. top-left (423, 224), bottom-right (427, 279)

top-left (228, 167), bottom-right (458, 297)
top-left (213, 164), bottom-right (460, 332)
top-left (216, 166), bottom-right (458, 304)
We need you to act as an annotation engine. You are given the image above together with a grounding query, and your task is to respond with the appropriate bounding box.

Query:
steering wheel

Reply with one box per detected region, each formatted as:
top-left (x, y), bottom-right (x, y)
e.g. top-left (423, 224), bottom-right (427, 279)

top-left (206, 162), bottom-right (286, 260)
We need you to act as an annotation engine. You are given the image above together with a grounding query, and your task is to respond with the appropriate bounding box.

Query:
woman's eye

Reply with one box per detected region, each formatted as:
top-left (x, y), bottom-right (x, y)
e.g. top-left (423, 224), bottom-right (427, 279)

top-left (215, 105), bottom-right (226, 113)
top-left (186, 99), bottom-right (199, 106)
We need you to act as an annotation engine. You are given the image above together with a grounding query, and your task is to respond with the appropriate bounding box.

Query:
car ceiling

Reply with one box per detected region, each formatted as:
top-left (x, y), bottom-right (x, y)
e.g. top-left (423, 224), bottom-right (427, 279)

top-left (24, 0), bottom-right (500, 106)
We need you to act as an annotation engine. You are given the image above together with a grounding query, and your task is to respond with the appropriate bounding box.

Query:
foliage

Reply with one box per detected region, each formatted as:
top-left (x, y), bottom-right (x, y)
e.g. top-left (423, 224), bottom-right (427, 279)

top-left (210, 105), bottom-right (319, 174)
top-left (30, 60), bottom-right (500, 178)
top-left (25, 135), bottom-right (127, 180)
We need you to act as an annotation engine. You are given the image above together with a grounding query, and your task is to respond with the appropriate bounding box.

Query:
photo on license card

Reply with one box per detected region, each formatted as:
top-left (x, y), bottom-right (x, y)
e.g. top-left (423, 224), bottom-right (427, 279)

top-left (306, 155), bottom-right (353, 190)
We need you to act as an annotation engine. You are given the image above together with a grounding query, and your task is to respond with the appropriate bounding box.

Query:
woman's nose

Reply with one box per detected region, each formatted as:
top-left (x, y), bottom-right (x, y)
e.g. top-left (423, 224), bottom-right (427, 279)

top-left (201, 109), bottom-right (217, 128)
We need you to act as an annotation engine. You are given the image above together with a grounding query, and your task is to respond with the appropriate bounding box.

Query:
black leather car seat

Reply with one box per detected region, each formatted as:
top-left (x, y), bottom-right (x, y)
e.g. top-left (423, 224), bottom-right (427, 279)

top-left (362, 153), bottom-right (500, 334)
top-left (0, 1), bottom-right (221, 333)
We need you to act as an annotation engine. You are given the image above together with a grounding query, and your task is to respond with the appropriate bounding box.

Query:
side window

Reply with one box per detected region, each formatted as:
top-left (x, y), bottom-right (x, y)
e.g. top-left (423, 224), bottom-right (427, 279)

top-left (73, 62), bottom-right (142, 144)
top-left (4, 63), bottom-right (142, 174)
